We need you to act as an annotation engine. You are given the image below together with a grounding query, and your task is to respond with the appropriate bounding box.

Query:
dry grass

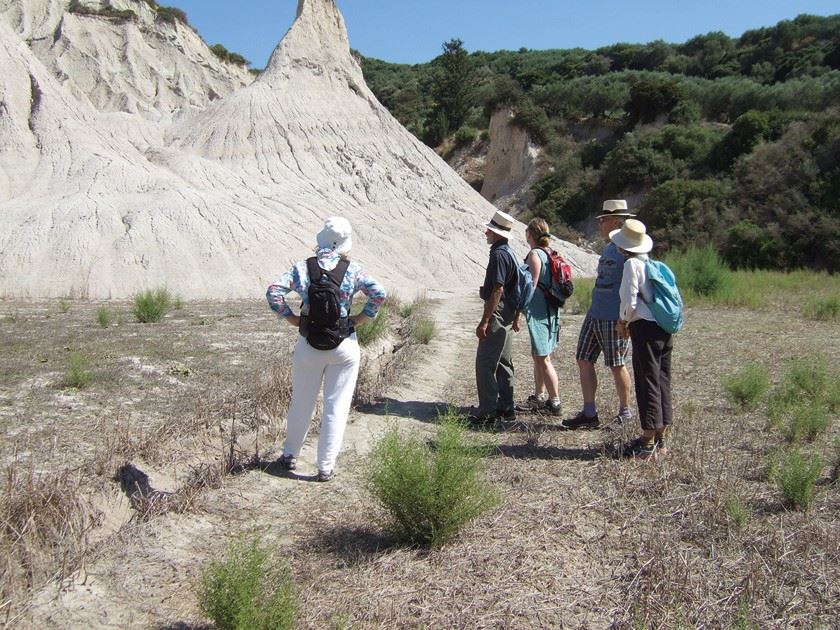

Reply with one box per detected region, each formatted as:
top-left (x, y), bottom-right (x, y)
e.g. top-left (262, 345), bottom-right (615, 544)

top-left (2, 296), bottom-right (839, 628)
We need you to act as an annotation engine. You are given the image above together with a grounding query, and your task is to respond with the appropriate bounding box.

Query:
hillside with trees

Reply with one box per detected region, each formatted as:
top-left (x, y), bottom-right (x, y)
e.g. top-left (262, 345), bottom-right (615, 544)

top-left (359, 14), bottom-right (840, 271)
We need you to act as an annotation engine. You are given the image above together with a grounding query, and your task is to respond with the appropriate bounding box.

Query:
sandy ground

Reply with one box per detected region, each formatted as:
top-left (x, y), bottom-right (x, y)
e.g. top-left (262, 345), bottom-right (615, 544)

top-left (3, 291), bottom-right (839, 629)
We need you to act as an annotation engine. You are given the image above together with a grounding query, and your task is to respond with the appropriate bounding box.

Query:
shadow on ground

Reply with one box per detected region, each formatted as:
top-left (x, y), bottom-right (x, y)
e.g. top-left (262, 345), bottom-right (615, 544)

top-left (309, 525), bottom-right (400, 565)
top-left (356, 397), bottom-right (451, 422)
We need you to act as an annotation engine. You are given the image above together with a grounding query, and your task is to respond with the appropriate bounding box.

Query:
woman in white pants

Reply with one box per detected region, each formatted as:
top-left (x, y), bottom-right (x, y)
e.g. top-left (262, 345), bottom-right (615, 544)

top-left (266, 217), bottom-right (386, 481)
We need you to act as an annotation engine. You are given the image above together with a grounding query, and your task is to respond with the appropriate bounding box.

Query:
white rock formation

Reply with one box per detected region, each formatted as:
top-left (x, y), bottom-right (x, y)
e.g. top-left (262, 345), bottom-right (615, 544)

top-left (481, 107), bottom-right (542, 214)
top-left (0, 0), bottom-right (597, 299)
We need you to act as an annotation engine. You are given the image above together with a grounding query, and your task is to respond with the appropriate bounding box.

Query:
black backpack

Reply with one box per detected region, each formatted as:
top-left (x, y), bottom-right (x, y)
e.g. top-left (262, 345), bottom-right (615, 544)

top-left (300, 257), bottom-right (351, 350)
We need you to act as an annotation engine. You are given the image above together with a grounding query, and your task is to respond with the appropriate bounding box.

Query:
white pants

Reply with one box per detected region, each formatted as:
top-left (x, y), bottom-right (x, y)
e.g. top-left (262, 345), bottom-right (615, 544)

top-left (282, 334), bottom-right (360, 473)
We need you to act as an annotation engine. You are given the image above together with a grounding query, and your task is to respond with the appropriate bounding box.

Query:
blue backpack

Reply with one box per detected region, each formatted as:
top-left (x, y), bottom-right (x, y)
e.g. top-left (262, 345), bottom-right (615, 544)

top-left (499, 244), bottom-right (535, 312)
top-left (642, 259), bottom-right (684, 334)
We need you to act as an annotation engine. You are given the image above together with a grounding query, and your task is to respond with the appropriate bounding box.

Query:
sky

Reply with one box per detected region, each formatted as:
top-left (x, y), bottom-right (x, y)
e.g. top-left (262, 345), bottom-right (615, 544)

top-left (172, 1), bottom-right (839, 68)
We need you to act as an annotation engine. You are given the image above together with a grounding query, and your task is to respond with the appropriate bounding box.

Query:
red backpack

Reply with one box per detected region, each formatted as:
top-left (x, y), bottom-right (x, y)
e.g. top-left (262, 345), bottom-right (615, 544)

top-left (538, 247), bottom-right (574, 308)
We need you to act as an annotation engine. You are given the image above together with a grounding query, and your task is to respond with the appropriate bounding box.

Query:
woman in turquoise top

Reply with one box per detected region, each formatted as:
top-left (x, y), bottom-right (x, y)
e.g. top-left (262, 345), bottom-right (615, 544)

top-left (514, 218), bottom-right (562, 415)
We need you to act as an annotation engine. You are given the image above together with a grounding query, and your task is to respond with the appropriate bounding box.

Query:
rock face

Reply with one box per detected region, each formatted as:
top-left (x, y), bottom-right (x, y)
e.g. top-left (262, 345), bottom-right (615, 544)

top-left (0, 0), bottom-right (597, 299)
top-left (480, 108), bottom-right (541, 214)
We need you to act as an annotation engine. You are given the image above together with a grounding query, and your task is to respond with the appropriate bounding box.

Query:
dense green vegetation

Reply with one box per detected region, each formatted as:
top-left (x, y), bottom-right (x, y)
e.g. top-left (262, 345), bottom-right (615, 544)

top-left (360, 14), bottom-right (840, 271)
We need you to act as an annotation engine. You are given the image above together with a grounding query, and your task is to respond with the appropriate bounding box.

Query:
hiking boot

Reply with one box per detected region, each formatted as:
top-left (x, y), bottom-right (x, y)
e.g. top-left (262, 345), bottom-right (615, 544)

top-left (623, 437), bottom-right (656, 460)
top-left (277, 453), bottom-right (297, 471)
top-left (467, 413), bottom-right (498, 429)
top-left (497, 408), bottom-right (517, 422)
top-left (514, 394), bottom-right (545, 412)
top-left (544, 400), bottom-right (562, 416)
top-left (562, 410), bottom-right (600, 430)
top-left (315, 469), bottom-right (334, 482)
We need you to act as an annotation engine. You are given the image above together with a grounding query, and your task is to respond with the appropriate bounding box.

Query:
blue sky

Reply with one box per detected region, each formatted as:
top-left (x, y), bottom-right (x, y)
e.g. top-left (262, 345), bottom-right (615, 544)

top-left (173, 1), bottom-right (839, 68)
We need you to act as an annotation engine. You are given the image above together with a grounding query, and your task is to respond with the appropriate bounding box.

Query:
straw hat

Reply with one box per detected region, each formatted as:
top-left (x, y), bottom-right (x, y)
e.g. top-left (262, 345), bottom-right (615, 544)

top-left (609, 219), bottom-right (653, 254)
top-left (596, 199), bottom-right (636, 219)
top-left (484, 210), bottom-right (515, 239)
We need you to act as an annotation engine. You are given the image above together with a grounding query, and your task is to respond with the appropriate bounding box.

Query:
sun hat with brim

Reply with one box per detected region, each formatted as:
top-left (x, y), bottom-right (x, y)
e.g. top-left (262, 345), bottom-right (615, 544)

top-left (316, 216), bottom-right (353, 254)
top-left (484, 210), bottom-right (515, 239)
top-left (609, 219), bottom-right (653, 254)
top-left (596, 199), bottom-right (637, 219)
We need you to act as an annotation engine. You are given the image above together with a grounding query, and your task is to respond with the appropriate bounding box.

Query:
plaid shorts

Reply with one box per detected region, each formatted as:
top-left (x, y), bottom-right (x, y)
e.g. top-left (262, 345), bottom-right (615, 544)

top-left (575, 313), bottom-right (629, 367)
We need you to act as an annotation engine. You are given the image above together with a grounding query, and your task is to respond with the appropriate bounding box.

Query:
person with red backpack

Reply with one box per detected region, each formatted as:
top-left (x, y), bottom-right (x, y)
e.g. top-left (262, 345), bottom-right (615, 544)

top-left (266, 217), bottom-right (386, 481)
top-left (513, 218), bottom-right (562, 416)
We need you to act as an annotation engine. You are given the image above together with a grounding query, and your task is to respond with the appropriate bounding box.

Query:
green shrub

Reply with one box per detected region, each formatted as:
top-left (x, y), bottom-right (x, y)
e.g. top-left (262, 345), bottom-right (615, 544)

top-left (197, 536), bottom-right (297, 630)
top-left (58, 300), bottom-right (70, 314)
top-left (65, 353), bottom-right (92, 389)
top-left (725, 497), bottom-right (750, 530)
top-left (367, 413), bottom-right (498, 547)
top-left (412, 318), bottom-right (436, 344)
top-left (355, 309), bottom-right (389, 346)
top-left (155, 5), bottom-right (187, 25)
top-left (664, 244), bottom-right (731, 299)
top-left (569, 277), bottom-right (593, 313)
top-left (722, 363), bottom-right (769, 411)
top-left (777, 450), bottom-right (822, 510)
top-left (398, 301), bottom-right (415, 318)
top-left (453, 126), bottom-right (479, 148)
top-left (802, 295), bottom-right (840, 321)
top-left (96, 307), bottom-right (113, 329)
top-left (132, 288), bottom-right (173, 323)
top-left (783, 401), bottom-right (829, 443)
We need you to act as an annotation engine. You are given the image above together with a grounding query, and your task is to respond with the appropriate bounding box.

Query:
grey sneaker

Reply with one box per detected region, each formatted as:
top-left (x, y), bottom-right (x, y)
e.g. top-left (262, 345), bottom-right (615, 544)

top-left (277, 453), bottom-right (297, 471)
top-left (515, 394), bottom-right (545, 412)
top-left (544, 400), bottom-right (562, 416)
top-left (315, 469), bottom-right (334, 482)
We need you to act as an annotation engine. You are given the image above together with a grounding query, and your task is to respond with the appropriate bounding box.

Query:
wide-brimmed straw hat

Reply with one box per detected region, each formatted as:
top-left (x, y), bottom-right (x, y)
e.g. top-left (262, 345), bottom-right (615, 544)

top-left (316, 216), bottom-right (352, 254)
top-left (609, 219), bottom-right (653, 254)
top-left (484, 210), bottom-right (515, 239)
top-left (596, 199), bottom-right (636, 219)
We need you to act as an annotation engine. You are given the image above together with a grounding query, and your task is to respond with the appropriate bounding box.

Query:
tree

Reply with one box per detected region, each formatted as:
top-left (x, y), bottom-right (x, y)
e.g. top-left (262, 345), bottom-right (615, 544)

top-left (424, 39), bottom-right (475, 145)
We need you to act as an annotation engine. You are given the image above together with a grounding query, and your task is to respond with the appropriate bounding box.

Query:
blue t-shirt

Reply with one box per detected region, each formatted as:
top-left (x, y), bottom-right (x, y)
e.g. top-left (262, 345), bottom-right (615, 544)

top-left (479, 240), bottom-right (517, 302)
top-left (588, 242), bottom-right (625, 320)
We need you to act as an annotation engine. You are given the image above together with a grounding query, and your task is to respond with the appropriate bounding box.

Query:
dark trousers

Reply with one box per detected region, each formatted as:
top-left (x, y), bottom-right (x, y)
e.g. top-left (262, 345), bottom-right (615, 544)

top-left (475, 302), bottom-right (515, 417)
top-left (629, 319), bottom-right (673, 432)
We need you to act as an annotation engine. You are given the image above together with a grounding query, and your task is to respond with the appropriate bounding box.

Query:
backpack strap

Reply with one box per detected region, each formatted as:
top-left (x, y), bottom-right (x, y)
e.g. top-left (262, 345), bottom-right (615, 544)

top-left (307, 257), bottom-right (350, 287)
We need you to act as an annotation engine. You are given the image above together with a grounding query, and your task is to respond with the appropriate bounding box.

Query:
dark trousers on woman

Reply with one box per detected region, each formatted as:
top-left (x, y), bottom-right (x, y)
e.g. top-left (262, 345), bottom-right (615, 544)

top-left (628, 318), bottom-right (673, 431)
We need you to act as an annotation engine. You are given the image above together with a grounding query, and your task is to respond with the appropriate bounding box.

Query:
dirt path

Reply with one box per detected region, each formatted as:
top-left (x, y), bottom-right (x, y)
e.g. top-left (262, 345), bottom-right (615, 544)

top-left (17, 291), bottom-right (500, 627)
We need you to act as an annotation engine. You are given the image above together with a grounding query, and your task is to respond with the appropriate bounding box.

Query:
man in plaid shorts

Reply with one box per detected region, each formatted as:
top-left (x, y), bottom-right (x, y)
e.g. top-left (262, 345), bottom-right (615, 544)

top-left (563, 200), bottom-right (635, 430)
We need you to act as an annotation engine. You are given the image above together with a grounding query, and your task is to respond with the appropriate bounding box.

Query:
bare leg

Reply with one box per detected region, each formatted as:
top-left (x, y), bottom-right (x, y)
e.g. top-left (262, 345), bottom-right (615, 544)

top-left (578, 359), bottom-right (597, 405)
top-left (610, 365), bottom-right (631, 410)
top-left (536, 355), bottom-right (559, 398)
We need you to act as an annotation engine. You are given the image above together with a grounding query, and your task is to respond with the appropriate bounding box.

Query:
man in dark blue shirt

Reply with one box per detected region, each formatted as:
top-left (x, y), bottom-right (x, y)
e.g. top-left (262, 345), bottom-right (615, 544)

top-left (474, 210), bottom-right (519, 425)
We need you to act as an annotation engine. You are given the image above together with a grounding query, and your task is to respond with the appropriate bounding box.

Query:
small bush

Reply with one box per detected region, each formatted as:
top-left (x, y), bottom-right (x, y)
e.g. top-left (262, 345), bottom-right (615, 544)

top-left (783, 401), bottom-right (829, 443)
top-left (58, 300), bottom-right (70, 314)
top-left (665, 244), bottom-right (731, 299)
top-left (412, 318), bottom-right (436, 344)
top-left (569, 277), bottom-right (593, 314)
top-left (725, 497), bottom-right (750, 530)
top-left (65, 353), bottom-right (92, 389)
top-left (155, 5), bottom-right (187, 25)
top-left (355, 309), bottom-right (389, 346)
top-left (453, 126), bottom-right (478, 148)
top-left (96, 307), bottom-right (113, 329)
top-left (398, 302), bottom-right (414, 318)
top-left (197, 536), bottom-right (297, 630)
top-left (802, 295), bottom-right (840, 321)
top-left (722, 363), bottom-right (769, 411)
top-left (367, 412), bottom-right (498, 547)
top-left (133, 288), bottom-right (173, 323)
top-left (777, 450), bottom-right (822, 510)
